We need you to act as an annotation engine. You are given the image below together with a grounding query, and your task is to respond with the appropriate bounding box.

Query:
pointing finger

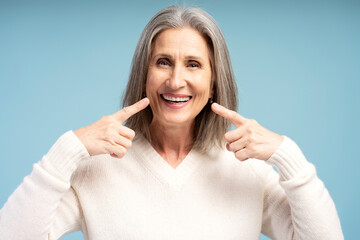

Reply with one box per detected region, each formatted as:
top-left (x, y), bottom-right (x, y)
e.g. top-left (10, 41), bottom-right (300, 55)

top-left (113, 97), bottom-right (150, 123)
top-left (211, 102), bottom-right (246, 127)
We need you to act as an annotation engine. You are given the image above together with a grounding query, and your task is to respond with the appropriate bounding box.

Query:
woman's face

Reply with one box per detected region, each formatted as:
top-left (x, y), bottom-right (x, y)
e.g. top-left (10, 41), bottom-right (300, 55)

top-left (146, 27), bottom-right (213, 129)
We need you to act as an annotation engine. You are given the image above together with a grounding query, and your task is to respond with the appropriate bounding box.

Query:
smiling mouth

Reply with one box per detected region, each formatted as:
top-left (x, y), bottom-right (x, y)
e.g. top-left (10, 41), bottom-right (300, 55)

top-left (160, 94), bottom-right (192, 104)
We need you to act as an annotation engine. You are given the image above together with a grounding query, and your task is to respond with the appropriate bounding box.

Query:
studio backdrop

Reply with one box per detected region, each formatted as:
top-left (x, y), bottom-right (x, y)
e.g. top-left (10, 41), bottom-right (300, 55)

top-left (0, 0), bottom-right (359, 239)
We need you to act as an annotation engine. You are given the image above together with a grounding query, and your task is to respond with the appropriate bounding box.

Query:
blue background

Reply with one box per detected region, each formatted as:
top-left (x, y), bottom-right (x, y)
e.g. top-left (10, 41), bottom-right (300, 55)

top-left (0, 0), bottom-right (359, 239)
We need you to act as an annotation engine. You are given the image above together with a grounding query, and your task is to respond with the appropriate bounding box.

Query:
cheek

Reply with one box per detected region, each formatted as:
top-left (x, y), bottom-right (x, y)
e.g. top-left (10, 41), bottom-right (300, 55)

top-left (146, 74), bottom-right (163, 112)
top-left (146, 69), bottom-right (167, 93)
top-left (146, 74), bottom-right (158, 96)
top-left (193, 75), bottom-right (212, 99)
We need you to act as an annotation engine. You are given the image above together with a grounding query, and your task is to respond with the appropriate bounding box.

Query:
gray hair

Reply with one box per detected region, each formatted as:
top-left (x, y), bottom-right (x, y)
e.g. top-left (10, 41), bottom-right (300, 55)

top-left (122, 5), bottom-right (238, 152)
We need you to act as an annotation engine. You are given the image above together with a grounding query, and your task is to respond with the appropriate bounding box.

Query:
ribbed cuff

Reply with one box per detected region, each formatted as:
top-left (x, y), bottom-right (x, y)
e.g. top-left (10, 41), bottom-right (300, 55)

top-left (39, 131), bottom-right (90, 182)
top-left (266, 136), bottom-right (312, 181)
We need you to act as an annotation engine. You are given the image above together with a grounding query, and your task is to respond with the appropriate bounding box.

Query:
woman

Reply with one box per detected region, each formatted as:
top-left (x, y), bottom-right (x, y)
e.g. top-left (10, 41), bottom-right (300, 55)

top-left (0, 5), bottom-right (343, 240)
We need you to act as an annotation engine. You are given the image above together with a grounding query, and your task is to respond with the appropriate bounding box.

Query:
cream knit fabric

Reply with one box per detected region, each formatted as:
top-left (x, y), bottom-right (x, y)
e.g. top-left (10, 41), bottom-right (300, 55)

top-left (0, 131), bottom-right (343, 239)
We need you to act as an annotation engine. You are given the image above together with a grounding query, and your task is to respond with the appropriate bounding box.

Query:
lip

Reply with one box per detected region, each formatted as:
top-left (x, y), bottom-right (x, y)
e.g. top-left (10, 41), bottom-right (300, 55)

top-left (160, 93), bottom-right (192, 109)
top-left (161, 93), bottom-right (192, 98)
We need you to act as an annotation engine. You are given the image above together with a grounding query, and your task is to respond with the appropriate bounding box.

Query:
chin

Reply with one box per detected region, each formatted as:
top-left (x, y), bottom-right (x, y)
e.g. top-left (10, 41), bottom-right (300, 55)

top-left (154, 113), bottom-right (195, 128)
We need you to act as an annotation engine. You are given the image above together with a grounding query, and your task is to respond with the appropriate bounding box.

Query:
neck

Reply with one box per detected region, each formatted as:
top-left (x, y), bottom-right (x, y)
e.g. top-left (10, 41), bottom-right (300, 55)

top-left (149, 121), bottom-right (194, 168)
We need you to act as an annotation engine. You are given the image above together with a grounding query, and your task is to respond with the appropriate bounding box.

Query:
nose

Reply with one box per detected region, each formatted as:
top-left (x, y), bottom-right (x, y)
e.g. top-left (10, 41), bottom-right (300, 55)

top-left (165, 65), bottom-right (186, 90)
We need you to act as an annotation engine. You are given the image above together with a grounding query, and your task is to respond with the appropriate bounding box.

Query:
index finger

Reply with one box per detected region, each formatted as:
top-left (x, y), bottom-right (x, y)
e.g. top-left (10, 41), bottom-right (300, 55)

top-left (114, 97), bottom-right (150, 123)
top-left (211, 102), bottom-right (246, 127)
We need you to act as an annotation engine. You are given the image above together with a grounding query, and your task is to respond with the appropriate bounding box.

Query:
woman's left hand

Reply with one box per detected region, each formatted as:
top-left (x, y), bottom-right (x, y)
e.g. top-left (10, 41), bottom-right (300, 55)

top-left (211, 103), bottom-right (284, 161)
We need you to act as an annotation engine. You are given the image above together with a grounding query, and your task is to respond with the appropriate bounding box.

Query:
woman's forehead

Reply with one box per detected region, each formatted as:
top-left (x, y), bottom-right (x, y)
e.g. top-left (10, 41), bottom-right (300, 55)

top-left (151, 28), bottom-right (209, 59)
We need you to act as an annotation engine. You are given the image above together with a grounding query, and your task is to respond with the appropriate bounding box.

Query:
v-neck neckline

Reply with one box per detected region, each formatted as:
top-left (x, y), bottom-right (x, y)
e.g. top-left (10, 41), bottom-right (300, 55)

top-left (133, 135), bottom-right (204, 191)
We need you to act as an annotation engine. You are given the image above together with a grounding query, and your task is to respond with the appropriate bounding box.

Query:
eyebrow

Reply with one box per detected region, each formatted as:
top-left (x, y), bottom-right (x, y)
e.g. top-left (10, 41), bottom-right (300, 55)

top-left (152, 54), bottom-right (173, 60)
top-left (152, 53), bottom-right (205, 61)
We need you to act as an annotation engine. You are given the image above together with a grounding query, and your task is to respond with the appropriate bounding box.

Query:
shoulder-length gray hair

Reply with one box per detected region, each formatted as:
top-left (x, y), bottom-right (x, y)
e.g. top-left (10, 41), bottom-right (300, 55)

top-left (122, 5), bottom-right (237, 152)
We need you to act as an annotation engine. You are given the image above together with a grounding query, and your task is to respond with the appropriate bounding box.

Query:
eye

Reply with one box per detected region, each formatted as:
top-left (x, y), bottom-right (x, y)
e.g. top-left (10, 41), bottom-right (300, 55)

top-left (156, 58), bottom-right (171, 67)
top-left (188, 61), bottom-right (201, 68)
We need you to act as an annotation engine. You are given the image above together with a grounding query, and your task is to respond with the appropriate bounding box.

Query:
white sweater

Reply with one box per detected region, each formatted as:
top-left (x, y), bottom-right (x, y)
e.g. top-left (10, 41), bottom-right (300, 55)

top-left (0, 131), bottom-right (343, 240)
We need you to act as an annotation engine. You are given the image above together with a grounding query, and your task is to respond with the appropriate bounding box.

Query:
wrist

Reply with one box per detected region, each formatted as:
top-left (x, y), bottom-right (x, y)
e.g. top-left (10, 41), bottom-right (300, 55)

top-left (266, 136), bottom-right (311, 181)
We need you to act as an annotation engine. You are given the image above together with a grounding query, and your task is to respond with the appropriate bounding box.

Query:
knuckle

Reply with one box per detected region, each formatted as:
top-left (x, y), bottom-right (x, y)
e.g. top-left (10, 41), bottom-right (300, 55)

top-left (247, 144), bottom-right (255, 152)
top-left (251, 145), bottom-right (258, 153)
top-left (246, 127), bottom-right (253, 135)
top-left (103, 145), bottom-right (111, 154)
top-left (230, 111), bottom-right (238, 120)
top-left (104, 134), bottom-right (112, 142)
top-left (113, 148), bottom-right (126, 158)
top-left (242, 120), bottom-right (250, 128)
top-left (244, 134), bottom-right (250, 142)
top-left (103, 115), bottom-right (116, 125)
top-left (235, 151), bottom-right (243, 159)
top-left (228, 143), bottom-right (234, 151)
top-left (121, 138), bottom-right (130, 149)
top-left (104, 127), bottom-right (113, 136)
top-left (122, 106), bottom-right (130, 115)
top-left (242, 149), bottom-right (250, 160)
top-left (248, 119), bottom-right (258, 126)
top-left (129, 129), bottom-right (136, 139)
top-left (119, 147), bottom-right (127, 156)
top-left (245, 119), bottom-right (252, 126)
top-left (223, 133), bottom-right (230, 141)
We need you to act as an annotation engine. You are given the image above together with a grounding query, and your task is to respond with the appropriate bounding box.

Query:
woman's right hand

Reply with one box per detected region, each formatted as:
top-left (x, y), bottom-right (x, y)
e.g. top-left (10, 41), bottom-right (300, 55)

top-left (74, 98), bottom-right (150, 159)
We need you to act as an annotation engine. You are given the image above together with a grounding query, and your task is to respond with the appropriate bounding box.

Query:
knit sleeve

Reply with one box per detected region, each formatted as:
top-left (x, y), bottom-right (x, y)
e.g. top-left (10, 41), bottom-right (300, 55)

top-left (258, 136), bottom-right (343, 239)
top-left (0, 131), bottom-right (90, 240)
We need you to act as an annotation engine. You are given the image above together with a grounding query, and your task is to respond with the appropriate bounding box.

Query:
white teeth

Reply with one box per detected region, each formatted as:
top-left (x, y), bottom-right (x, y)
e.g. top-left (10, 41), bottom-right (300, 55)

top-left (162, 94), bottom-right (191, 102)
